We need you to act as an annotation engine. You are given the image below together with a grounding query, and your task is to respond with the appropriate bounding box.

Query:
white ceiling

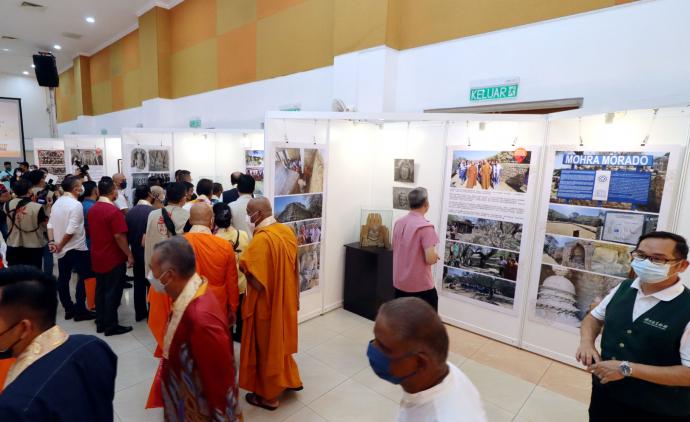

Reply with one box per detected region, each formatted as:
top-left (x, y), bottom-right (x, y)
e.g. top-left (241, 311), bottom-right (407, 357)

top-left (0, 0), bottom-right (181, 79)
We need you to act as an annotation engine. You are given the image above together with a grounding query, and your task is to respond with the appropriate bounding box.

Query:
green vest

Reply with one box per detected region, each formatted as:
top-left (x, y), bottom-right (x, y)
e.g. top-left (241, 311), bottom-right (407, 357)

top-left (598, 279), bottom-right (690, 416)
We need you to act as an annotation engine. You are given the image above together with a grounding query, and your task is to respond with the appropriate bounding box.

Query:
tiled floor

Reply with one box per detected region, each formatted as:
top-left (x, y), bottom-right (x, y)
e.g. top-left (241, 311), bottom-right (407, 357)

top-left (58, 290), bottom-right (591, 421)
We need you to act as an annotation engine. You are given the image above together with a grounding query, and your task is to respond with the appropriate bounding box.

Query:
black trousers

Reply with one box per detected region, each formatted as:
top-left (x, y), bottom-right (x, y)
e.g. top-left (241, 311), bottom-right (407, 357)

top-left (95, 264), bottom-right (125, 331)
top-left (589, 381), bottom-right (690, 421)
top-left (394, 287), bottom-right (438, 311)
top-left (233, 293), bottom-right (245, 343)
top-left (6, 246), bottom-right (43, 269)
top-left (132, 253), bottom-right (149, 320)
top-left (56, 249), bottom-right (88, 314)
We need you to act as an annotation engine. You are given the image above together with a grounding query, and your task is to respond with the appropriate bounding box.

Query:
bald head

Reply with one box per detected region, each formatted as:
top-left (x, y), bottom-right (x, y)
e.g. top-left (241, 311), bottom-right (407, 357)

top-left (189, 203), bottom-right (213, 228)
top-left (230, 171), bottom-right (243, 185)
top-left (112, 173), bottom-right (125, 185)
top-left (376, 297), bottom-right (448, 363)
top-left (247, 197), bottom-right (272, 226)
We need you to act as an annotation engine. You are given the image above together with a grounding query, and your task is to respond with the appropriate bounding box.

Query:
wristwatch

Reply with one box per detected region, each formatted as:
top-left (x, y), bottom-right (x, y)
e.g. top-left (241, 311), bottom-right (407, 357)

top-left (619, 361), bottom-right (632, 377)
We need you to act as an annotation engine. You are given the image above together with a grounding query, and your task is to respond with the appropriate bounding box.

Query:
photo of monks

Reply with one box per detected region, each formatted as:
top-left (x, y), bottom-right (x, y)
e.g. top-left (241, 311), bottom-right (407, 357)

top-left (246, 166), bottom-right (263, 182)
top-left (444, 240), bottom-right (519, 281)
top-left (546, 203), bottom-right (658, 245)
top-left (450, 150), bottom-right (530, 193)
top-left (542, 234), bottom-right (634, 278)
top-left (286, 218), bottom-right (322, 246)
top-left (70, 148), bottom-right (103, 166)
top-left (534, 264), bottom-right (623, 329)
top-left (394, 159), bottom-right (415, 183)
top-left (393, 187), bottom-right (414, 210)
top-left (446, 214), bottom-right (522, 251)
top-left (274, 147), bottom-right (325, 195)
top-left (442, 266), bottom-right (515, 309)
top-left (298, 243), bottom-right (320, 292)
top-left (148, 149), bottom-right (170, 172)
top-left (245, 150), bottom-right (264, 167)
top-left (274, 193), bottom-right (323, 223)
top-left (550, 151), bottom-right (669, 213)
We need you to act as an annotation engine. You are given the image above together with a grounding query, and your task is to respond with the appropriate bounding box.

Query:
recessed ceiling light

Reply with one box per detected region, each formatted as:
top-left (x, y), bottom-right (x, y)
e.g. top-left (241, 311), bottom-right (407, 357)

top-left (22, 71), bottom-right (29, 75)
top-left (1, 48), bottom-right (9, 52)
top-left (53, 44), bottom-right (61, 50)
top-left (85, 16), bottom-right (95, 23)
top-left (31, 64), bottom-right (35, 68)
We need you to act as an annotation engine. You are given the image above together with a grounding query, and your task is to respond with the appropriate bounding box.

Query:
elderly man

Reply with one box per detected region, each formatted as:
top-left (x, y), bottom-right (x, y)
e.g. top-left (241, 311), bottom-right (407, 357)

top-left (222, 171), bottom-right (243, 205)
top-left (577, 231), bottom-right (690, 421)
top-left (112, 173), bottom-right (130, 214)
top-left (239, 197), bottom-right (302, 410)
top-left (148, 237), bottom-right (240, 421)
top-left (370, 297), bottom-right (485, 421)
top-left (183, 203), bottom-right (239, 323)
top-left (0, 266), bottom-right (117, 420)
top-left (392, 187), bottom-right (441, 311)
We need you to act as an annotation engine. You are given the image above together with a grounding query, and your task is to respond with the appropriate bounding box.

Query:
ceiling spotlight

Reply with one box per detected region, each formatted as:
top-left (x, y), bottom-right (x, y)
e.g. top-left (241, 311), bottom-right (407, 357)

top-left (22, 71), bottom-right (29, 75)
top-left (85, 16), bottom-right (95, 23)
top-left (53, 44), bottom-right (62, 50)
top-left (31, 64), bottom-right (35, 68)
top-left (1, 48), bottom-right (9, 52)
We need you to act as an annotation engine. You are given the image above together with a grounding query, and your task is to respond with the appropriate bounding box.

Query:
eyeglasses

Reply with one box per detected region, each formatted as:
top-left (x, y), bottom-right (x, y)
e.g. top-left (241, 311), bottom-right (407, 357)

top-left (631, 251), bottom-right (680, 266)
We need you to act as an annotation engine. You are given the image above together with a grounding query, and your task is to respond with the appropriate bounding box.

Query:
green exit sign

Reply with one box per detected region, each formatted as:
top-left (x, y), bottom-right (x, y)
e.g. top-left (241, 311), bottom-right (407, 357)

top-left (189, 118), bottom-right (201, 128)
top-left (470, 83), bottom-right (519, 102)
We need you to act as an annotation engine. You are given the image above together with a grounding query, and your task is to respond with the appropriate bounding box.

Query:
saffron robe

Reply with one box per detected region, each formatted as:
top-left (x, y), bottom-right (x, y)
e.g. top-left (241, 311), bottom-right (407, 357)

top-left (480, 163), bottom-right (493, 190)
top-left (239, 222), bottom-right (302, 399)
top-left (466, 164), bottom-right (478, 189)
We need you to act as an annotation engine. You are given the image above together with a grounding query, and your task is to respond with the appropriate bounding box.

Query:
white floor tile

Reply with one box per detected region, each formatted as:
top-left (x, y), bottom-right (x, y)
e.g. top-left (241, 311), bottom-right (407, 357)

top-left (306, 334), bottom-right (370, 377)
top-left (308, 308), bottom-right (370, 334)
top-left (516, 386), bottom-right (588, 422)
top-left (239, 388), bottom-right (304, 422)
top-left (352, 365), bottom-right (403, 403)
top-left (299, 318), bottom-right (339, 351)
top-left (461, 359), bottom-right (535, 414)
top-left (309, 379), bottom-right (398, 422)
top-left (293, 352), bottom-right (348, 404)
top-left (283, 406), bottom-right (327, 422)
top-left (115, 347), bottom-right (160, 392)
top-left (114, 379), bottom-right (163, 422)
top-left (483, 401), bottom-right (515, 422)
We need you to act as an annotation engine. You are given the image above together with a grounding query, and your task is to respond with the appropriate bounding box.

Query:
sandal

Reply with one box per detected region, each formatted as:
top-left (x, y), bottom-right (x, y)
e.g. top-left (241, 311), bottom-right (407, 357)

top-left (288, 386), bottom-right (304, 392)
top-left (245, 393), bottom-right (279, 411)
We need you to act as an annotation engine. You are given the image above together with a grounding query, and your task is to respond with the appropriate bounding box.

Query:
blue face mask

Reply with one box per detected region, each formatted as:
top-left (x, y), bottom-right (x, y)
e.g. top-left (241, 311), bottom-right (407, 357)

top-left (367, 340), bottom-right (417, 384)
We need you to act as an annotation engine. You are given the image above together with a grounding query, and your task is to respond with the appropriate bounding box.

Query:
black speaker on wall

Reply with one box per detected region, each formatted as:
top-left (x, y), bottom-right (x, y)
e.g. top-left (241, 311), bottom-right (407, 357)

top-left (32, 53), bottom-right (59, 88)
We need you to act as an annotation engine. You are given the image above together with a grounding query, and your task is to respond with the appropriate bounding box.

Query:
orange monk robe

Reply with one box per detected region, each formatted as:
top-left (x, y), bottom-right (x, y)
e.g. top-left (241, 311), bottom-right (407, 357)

top-left (480, 163), bottom-right (492, 190)
top-left (239, 221), bottom-right (302, 399)
top-left (0, 359), bottom-right (15, 393)
top-left (466, 164), bottom-right (478, 188)
top-left (147, 289), bottom-right (171, 358)
top-left (184, 229), bottom-right (240, 319)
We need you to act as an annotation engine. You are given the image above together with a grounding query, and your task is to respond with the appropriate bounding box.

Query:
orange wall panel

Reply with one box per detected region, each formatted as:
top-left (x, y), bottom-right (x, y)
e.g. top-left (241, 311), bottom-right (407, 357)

top-left (170, 0), bottom-right (217, 53)
top-left (218, 22), bottom-right (257, 88)
top-left (257, 0), bottom-right (304, 19)
top-left (122, 30), bottom-right (140, 72)
top-left (89, 48), bottom-right (111, 85)
top-left (111, 75), bottom-right (124, 111)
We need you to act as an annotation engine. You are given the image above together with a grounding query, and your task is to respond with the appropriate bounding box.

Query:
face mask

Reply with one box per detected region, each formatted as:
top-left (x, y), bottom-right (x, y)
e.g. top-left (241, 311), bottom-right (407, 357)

top-left (631, 258), bottom-right (672, 284)
top-left (246, 213), bottom-right (257, 233)
top-left (0, 322), bottom-right (22, 360)
top-left (366, 340), bottom-right (417, 385)
top-left (78, 186), bottom-right (85, 195)
top-left (147, 270), bottom-right (167, 293)
top-left (119, 181), bottom-right (127, 190)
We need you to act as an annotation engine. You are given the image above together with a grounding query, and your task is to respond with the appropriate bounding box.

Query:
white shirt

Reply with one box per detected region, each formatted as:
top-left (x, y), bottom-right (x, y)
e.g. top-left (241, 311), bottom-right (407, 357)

top-left (230, 194), bottom-right (253, 238)
top-left (47, 193), bottom-right (87, 258)
top-left (183, 194), bottom-right (211, 211)
top-left (591, 278), bottom-right (690, 367)
top-left (397, 362), bottom-right (486, 422)
top-left (114, 189), bottom-right (130, 210)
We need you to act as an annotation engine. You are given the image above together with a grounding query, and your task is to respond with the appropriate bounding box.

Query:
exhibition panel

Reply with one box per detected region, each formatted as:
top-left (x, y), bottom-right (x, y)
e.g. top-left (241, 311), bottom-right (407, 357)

top-left (120, 130), bottom-right (175, 202)
top-left (62, 135), bottom-right (122, 182)
top-left (32, 138), bottom-right (66, 183)
top-left (0, 98), bottom-right (24, 158)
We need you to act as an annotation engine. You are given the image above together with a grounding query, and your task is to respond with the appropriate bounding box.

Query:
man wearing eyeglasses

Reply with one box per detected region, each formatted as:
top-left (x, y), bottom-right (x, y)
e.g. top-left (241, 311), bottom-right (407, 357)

top-left (576, 231), bottom-right (690, 421)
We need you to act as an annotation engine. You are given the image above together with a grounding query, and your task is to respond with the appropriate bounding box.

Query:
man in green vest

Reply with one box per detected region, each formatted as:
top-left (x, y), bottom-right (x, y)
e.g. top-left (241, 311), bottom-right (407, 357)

top-left (576, 231), bottom-right (690, 421)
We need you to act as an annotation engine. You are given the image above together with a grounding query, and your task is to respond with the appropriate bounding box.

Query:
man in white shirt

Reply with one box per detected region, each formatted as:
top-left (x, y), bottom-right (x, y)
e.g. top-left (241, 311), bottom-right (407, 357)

top-left (183, 178), bottom-right (213, 211)
top-left (230, 174), bottom-right (255, 238)
top-left (368, 297), bottom-right (486, 422)
top-left (47, 175), bottom-right (95, 321)
top-left (112, 173), bottom-right (130, 214)
top-left (577, 231), bottom-right (690, 421)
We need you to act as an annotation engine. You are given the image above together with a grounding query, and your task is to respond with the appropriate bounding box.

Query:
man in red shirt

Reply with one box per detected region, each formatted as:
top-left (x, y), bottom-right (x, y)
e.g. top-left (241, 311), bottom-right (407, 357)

top-left (88, 176), bottom-right (134, 336)
top-left (392, 187), bottom-right (441, 311)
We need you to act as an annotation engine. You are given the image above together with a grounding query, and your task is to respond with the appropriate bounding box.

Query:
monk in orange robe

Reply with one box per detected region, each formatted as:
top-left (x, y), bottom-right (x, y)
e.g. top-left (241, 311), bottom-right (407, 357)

top-left (480, 160), bottom-right (493, 190)
top-left (183, 203), bottom-right (239, 322)
top-left (239, 197), bottom-right (302, 410)
top-left (466, 161), bottom-right (478, 188)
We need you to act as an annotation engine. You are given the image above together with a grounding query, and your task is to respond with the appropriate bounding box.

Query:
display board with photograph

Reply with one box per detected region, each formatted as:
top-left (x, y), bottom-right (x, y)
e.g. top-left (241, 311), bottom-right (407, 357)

top-left (245, 149), bottom-right (264, 196)
top-left (123, 143), bottom-right (174, 200)
top-left (63, 139), bottom-right (107, 182)
top-left (530, 149), bottom-right (678, 331)
top-left (440, 148), bottom-right (536, 312)
top-left (273, 145), bottom-right (327, 294)
top-left (0, 98), bottom-right (24, 158)
top-left (33, 138), bottom-right (67, 182)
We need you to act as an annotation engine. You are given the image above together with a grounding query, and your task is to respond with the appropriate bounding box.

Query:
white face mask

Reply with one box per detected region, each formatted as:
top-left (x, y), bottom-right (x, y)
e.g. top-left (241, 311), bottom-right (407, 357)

top-left (147, 271), bottom-right (167, 293)
top-left (631, 258), bottom-right (672, 284)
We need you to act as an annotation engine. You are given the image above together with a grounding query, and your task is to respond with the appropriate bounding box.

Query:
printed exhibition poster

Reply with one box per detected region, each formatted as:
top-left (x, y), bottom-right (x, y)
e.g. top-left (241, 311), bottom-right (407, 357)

top-left (245, 149), bottom-right (264, 196)
top-left (33, 139), bottom-right (67, 183)
top-left (66, 147), bottom-right (105, 181)
top-left (532, 149), bottom-right (676, 331)
top-left (441, 148), bottom-right (535, 311)
top-left (273, 145), bottom-right (326, 294)
top-left (123, 144), bottom-right (173, 199)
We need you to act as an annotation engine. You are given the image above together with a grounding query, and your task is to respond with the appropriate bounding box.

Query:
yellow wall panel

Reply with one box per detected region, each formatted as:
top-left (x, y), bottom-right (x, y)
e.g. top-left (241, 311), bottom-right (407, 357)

top-left (257, 0), bottom-right (304, 19)
top-left (89, 48), bottom-right (110, 85)
top-left (218, 22), bottom-right (257, 88)
top-left (217, 0), bottom-right (256, 34)
top-left (170, 0), bottom-right (217, 53)
top-left (109, 40), bottom-right (123, 77)
top-left (257, 0), bottom-right (333, 80)
top-left (111, 75), bottom-right (124, 111)
top-left (388, 0), bottom-right (620, 50)
top-left (171, 38), bottom-right (219, 98)
top-left (122, 30), bottom-right (140, 72)
top-left (91, 81), bottom-right (113, 115)
top-left (56, 68), bottom-right (76, 123)
top-left (333, 0), bottom-right (388, 56)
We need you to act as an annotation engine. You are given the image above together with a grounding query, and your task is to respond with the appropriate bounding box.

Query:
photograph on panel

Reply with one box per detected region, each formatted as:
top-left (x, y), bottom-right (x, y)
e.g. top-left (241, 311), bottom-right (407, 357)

top-left (37, 149), bottom-right (64, 166)
top-left (130, 148), bottom-right (147, 171)
top-left (444, 241), bottom-right (519, 281)
top-left (394, 159), bottom-right (415, 183)
top-left (542, 234), bottom-right (633, 279)
top-left (70, 148), bottom-right (103, 166)
top-left (274, 193), bottom-right (323, 223)
top-left (245, 150), bottom-right (264, 167)
top-left (298, 243), bottom-right (320, 292)
top-left (148, 149), bottom-right (170, 172)
top-left (285, 218), bottom-right (322, 246)
top-left (450, 150), bottom-right (531, 193)
top-left (393, 187), bottom-right (414, 210)
top-left (442, 266), bottom-right (516, 309)
top-left (246, 166), bottom-right (264, 182)
top-left (274, 147), bottom-right (325, 195)
top-left (446, 214), bottom-right (522, 252)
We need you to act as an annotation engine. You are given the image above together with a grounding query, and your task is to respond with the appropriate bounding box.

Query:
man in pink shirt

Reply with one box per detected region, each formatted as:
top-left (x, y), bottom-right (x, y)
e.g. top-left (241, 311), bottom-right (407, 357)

top-left (392, 187), bottom-right (441, 311)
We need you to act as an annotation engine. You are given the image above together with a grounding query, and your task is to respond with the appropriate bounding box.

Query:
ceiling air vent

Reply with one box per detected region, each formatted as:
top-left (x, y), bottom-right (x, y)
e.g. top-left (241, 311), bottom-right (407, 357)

top-left (1, 36), bottom-right (18, 40)
top-left (20, 1), bottom-right (45, 8)
top-left (62, 32), bottom-right (82, 40)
